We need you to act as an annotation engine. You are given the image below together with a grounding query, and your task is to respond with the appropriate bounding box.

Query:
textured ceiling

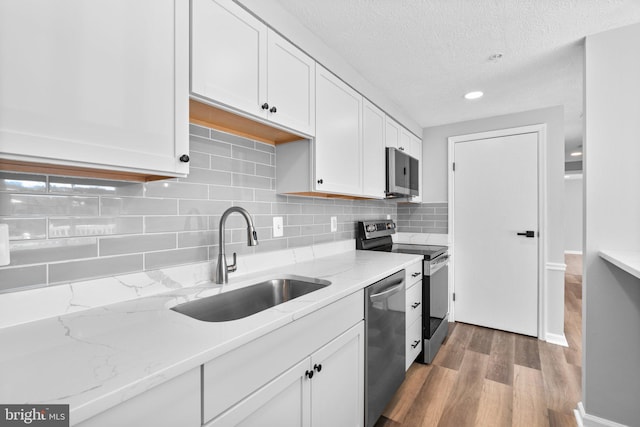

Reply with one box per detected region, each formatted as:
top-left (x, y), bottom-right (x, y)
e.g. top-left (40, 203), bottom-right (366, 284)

top-left (271, 0), bottom-right (640, 159)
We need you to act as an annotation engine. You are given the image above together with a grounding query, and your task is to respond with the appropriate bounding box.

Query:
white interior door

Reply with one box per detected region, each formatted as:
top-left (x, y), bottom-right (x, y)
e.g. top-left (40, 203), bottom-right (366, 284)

top-left (453, 131), bottom-right (539, 336)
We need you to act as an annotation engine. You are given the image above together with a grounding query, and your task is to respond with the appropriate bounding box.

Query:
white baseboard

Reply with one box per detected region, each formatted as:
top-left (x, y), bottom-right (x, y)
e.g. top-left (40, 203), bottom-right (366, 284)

top-left (545, 332), bottom-right (568, 347)
top-left (565, 250), bottom-right (583, 255)
top-left (576, 402), bottom-right (629, 427)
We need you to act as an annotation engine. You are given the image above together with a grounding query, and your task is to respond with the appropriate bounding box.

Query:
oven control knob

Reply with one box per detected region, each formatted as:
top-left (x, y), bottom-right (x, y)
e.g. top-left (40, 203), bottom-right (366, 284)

top-left (366, 224), bottom-right (376, 232)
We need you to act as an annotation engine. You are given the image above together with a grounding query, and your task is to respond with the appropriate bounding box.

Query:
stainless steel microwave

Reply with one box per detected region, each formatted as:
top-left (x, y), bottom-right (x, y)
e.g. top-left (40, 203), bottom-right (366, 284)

top-left (386, 147), bottom-right (419, 198)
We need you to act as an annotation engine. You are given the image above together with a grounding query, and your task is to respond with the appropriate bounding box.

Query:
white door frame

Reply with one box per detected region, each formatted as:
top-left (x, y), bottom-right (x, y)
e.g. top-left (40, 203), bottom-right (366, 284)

top-left (447, 124), bottom-right (548, 339)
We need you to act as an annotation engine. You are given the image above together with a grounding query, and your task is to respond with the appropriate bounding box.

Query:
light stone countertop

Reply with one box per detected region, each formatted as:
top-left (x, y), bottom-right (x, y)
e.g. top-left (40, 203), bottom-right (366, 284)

top-left (0, 243), bottom-right (421, 425)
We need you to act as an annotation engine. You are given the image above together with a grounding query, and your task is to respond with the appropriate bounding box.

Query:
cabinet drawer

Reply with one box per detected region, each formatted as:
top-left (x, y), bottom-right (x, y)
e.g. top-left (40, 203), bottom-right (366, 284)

top-left (406, 317), bottom-right (422, 370)
top-left (405, 260), bottom-right (422, 287)
top-left (406, 282), bottom-right (422, 327)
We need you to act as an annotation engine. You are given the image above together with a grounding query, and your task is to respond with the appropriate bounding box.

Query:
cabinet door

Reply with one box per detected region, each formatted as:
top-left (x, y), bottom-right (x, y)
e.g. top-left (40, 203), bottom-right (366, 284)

top-left (0, 0), bottom-right (189, 177)
top-left (315, 66), bottom-right (363, 196)
top-left (385, 117), bottom-right (400, 149)
top-left (362, 100), bottom-right (386, 199)
top-left (410, 134), bottom-right (423, 203)
top-left (205, 359), bottom-right (311, 427)
top-left (77, 368), bottom-right (200, 427)
top-left (191, 0), bottom-right (267, 119)
top-left (399, 128), bottom-right (412, 153)
top-left (267, 30), bottom-right (316, 136)
top-left (311, 322), bottom-right (365, 427)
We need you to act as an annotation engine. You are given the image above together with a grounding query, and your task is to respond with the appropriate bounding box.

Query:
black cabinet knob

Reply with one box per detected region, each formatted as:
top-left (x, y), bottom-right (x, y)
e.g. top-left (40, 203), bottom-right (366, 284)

top-left (305, 370), bottom-right (314, 379)
top-left (317, 179), bottom-right (323, 184)
top-left (269, 106), bottom-right (277, 113)
top-left (314, 364), bottom-right (322, 373)
top-left (261, 103), bottom-right (269, 110)
top-left (179, 154), bottom-right (190, 163)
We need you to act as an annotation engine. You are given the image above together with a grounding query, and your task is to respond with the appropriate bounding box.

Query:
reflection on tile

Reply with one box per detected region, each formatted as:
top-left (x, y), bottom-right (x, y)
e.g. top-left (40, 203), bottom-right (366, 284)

top-left (101, 197), bottom-right (177, 216)
top-left (0, 265), bottom-right (47, 292)
top-left (211, 129), bottom-right (255, 149)
top-left (9, 238), bottom-right (97, 266)
top-left (208, 185), bottom-right (253, 201)
top-left (49, 254), bottom-right (143, 284)
top-left (145, 247), bottom-right (208, 270)
top-left (182, 168), bottom-right (231, 186)
top-left (232, 173), bottom-right (271, 189)
top-left (49, 217), bottom-right (143, 238)
top-left (232, 145), bottom-right (271, 165)
top-left (254, 141), bottom-right (275, 154)
top-left (2, 218), bottom-right (47, 240)
top-left (178, 199), bottom-right (228, 216)
top-left (0, 172), bottom-right (46, 193)
top-left (190, 135), bottom-right (231, 157)
top-left (49, 177), bottom-right (143, 196)
top-left (189, 123), bottom-right (210, 138)
top-left (145, 216), bottom-right (208, 233)
top-left (0, 194), bottom-right (99, 216)
top-left (145, 181), bottom-right (208, 199)
top-left (99, 234), bottom-right (175, 256)
top-left (178, 231), bottom-right (216, 248)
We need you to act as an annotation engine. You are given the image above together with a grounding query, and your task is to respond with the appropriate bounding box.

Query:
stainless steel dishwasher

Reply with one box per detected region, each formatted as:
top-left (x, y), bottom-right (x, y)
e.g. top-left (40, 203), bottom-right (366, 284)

top-left (365, 269), bottom-right (406, 427)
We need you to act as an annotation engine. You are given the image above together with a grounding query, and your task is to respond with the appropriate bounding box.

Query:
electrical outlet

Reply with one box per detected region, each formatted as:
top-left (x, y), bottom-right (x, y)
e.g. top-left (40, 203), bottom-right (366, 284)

top-left (273, 216), bottom-right (284, 237)
top-left (330, 216), bottom-right (337, 232)
top-left (386, 214), bottom-right (391, 220)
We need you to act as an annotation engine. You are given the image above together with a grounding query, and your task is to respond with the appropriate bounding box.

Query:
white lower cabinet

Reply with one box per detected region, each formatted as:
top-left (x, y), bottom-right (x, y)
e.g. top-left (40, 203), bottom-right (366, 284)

top-left (76, 367), bottom-right (200, 427)
top-left (202, 290), bottom-right (365, 426)
top-left (405, 260), bottom-right (423, 370)
top-left (206, 322), bottom-right (364, 427)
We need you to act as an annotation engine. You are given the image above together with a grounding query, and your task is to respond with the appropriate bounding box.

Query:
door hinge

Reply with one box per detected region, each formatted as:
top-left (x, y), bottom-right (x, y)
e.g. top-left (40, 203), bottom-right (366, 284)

top-left (453, 292), bottom-right (456, 302)
top-left (452, 162), bottom-right (455, 172)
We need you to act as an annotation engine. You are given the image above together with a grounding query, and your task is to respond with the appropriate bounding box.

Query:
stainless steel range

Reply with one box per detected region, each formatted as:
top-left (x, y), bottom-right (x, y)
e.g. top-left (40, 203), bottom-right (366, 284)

top-left (356, 220), bottom-right (449, 364)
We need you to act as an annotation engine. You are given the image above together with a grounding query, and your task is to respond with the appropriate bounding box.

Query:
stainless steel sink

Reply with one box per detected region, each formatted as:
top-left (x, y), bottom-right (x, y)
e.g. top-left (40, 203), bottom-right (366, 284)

top-left (171, 275), bottom-right (331, 322)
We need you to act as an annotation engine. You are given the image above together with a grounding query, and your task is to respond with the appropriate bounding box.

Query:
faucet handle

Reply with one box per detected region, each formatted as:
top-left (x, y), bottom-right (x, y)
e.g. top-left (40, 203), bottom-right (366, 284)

top-left (227, 252), bottom-right (237, 273)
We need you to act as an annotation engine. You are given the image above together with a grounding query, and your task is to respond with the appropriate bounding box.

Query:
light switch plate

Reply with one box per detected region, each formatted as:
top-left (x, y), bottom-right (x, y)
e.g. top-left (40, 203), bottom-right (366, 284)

top-left (330, 216), bottom-right (337, 232)
top-left (273, 216), bottom-right (284, 237)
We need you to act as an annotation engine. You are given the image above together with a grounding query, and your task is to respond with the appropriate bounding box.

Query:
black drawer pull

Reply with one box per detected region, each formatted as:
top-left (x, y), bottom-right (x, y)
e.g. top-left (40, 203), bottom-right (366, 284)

top-left (411, 272), bottom-right (421, 277)
top-left (411, 302), bottom-right (421, 309)
top-left (411, 340), bottom-right (420, 349)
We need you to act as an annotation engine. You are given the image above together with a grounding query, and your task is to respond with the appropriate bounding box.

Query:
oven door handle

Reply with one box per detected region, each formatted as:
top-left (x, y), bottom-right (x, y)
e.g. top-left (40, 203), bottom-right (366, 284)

top-left (369, 280), bottom-right (404, 301)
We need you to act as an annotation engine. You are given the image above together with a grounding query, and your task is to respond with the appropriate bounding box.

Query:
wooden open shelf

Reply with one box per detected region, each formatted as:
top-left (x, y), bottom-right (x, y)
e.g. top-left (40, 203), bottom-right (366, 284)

top-left (189, 98), bottom-right (304, 145)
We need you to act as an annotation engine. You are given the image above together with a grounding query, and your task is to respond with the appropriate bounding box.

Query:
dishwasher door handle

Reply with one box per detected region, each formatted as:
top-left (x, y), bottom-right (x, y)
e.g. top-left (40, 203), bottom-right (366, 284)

top-left (369, 280), bottom-right (404, 301)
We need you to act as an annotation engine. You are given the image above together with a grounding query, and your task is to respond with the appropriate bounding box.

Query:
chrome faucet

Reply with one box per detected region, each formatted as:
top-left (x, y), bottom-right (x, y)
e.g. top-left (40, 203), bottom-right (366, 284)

top-left (215, 206), bottom-right (258, 284)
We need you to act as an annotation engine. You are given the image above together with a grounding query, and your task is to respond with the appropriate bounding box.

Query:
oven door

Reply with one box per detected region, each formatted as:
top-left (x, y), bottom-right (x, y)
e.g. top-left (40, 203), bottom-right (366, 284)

top-left (424, 255), bottom-right (449, 337)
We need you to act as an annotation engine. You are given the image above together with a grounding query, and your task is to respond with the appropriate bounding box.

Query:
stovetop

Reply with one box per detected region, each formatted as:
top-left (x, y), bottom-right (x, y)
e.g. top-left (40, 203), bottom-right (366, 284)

top-left (356, 220), bottom-right (447, 260)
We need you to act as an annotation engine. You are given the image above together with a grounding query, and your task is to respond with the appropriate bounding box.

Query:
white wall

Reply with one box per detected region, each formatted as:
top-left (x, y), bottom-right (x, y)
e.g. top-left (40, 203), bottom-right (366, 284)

top-left (235, 0), bottom-right (421, 136)
top-left (422, 106), bottom-right (566, 341)
top-left (563, 176), bottom-right (583, 253)
top-left (582, 23), bottom-right (640, 426)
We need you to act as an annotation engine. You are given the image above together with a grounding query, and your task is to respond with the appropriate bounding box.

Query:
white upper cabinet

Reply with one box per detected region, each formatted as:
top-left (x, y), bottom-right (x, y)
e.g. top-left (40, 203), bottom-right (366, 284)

top-left (362, 100), bottom-right (386, 199)
top-left (191, 0), bottom-right (315, 137)
top-left (266, 30), bottom-right (316, 136)
top-left (191, 0), bottom-right (267, 118)
top-left (385, 117), bottom-right (401, 149)
top-left (409, 133), bottom-right (423, 203)
top-left (399, 127), bottom-right (412, 153)
top-left (314, 66), bottom-right (363, 196)
top-left (0, 0), bottom-right (189, 178)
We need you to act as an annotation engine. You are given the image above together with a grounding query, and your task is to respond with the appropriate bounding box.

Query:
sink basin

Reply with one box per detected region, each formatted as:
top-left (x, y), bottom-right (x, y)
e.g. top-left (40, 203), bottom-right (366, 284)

top-left (171, 275), bottom-right (331, 322)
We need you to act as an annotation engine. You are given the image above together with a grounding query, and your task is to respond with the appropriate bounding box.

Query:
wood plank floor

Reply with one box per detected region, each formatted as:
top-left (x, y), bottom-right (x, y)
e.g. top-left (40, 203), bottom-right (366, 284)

top-left (376, 254), bottom-right (582, 427)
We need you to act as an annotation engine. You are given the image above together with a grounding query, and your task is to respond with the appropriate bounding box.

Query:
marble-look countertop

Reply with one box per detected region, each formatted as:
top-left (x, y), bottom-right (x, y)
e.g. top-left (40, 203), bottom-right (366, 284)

top-left (0, 243), bottom-right (421, 425)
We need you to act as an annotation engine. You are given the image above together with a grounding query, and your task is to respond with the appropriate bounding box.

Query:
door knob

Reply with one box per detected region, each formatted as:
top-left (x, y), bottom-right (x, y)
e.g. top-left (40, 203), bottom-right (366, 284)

top-left (516, 230), bottom-right (535, 238)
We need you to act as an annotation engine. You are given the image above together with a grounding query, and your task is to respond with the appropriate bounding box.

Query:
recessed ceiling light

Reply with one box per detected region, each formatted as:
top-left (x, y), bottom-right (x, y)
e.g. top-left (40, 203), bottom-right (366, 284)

top-left (570, 151), bottom-right (582, 157)
top-left (464, 91), bottom-right (484, 100)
